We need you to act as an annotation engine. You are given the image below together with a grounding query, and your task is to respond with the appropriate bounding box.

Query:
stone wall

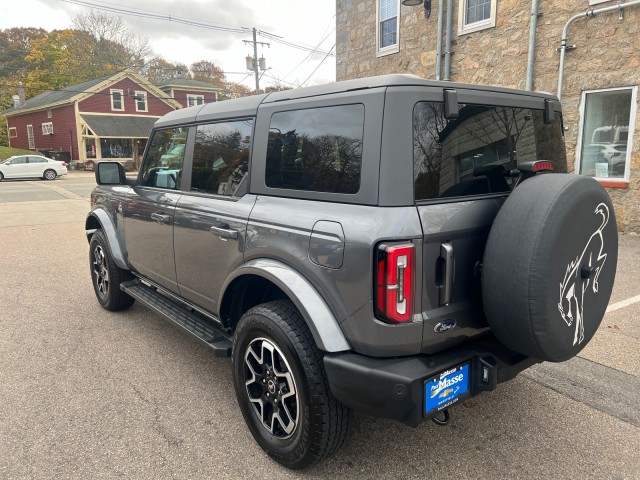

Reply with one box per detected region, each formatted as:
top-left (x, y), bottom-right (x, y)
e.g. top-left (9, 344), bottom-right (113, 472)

top-left (336, 0), bottom-right (640, 233)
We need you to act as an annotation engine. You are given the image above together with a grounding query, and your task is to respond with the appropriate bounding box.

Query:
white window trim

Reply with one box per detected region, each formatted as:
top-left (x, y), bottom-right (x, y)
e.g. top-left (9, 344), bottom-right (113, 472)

top-left (187, 94), bottom-right (205, 107)
top-left (574, 86), bottom-right (637, 185)
top-left (589, 0), bottom-right (612, 5)
top-left (42, 122), bottom-right (54, 135)
top-left (27, 124), bottom-right (35, 149)
top-left (458, 0), bottom-right (498, 35)
top-left (134, 90), bottom-right (148, 112)
top-left (376, 0), bottom-right (400, 57)
top-left (8, 127), bottom-right (17, 138)
top-left (110, 89), bottom-right (124, 111)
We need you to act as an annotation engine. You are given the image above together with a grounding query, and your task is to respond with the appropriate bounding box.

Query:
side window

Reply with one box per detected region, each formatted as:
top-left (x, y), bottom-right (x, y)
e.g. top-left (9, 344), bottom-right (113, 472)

top-left (265, 104), bottom-right (364, 194)
top-left (12, 156), bottom-right (27, 165)
top-left (191, 119), bottom-right (253, 196)
top-left (413, 102), bottom-right (567, 201)
top-left (140, 127), bottom-right (188, 190)
top-left (28, 157), bottom-right (46, 163)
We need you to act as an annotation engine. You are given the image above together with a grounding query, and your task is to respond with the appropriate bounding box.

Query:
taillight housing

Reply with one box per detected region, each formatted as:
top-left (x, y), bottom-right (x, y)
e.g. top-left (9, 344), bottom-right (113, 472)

top-left (375, 242), bottom-right (415, 323)
top-left (61, 162), bottom-right (68, 167)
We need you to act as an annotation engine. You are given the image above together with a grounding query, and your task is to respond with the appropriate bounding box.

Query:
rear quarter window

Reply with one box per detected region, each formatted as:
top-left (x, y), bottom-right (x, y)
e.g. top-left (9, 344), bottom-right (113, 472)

top-left (413, 102), bottom-right (567, 201)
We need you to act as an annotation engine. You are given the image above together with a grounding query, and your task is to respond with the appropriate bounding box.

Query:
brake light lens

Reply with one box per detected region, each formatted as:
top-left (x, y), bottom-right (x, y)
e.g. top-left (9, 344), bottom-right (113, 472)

top-left (375, 242), bottom-right (414, 323)
top-left (61, 162), bottom-right (67, 167)
top-left (533, 160), bottom-right (553, 172)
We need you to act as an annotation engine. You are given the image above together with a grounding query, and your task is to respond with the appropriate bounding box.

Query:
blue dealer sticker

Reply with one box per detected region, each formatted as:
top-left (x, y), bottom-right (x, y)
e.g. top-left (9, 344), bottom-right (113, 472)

top-left (424, 363), bottom-right (470, 415)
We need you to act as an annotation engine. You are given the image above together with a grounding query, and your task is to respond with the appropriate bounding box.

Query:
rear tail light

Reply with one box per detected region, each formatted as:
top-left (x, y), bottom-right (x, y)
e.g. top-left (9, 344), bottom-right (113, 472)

top-left (61, 162), bottom-right (67, 167)
top-left (375, 242), bottom-right (415, 323)
top-left (532, 160), bottom-right (553, 172)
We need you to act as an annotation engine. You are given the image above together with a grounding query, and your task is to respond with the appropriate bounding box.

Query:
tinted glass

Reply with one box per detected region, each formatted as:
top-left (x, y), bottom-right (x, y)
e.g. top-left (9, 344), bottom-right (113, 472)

top-left (28, 157), bottom-right (46, 163)
top-left (191, 119), bottom-right (253, 196)
top-left (266, 104), bottom-right (364, 194)
top-left (413, 102), bottom-right (567, 201)
top-left (140, 127), bottom-right (188, 190)
top-left (11, 156), bottom-right (27, 165)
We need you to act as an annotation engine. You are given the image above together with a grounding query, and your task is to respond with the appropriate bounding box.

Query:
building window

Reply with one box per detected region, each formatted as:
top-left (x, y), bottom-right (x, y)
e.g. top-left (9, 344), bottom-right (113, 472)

top-left (135, 91), bottom-right (147, 112)
top-left (377, 0), bottom-right (399, 56)
top-left (576, 87), bottom-right (637, 184)
top-left (458, 0), bottom-right (497, 35)
top-left (111, 89), bottom-right (124, 111)
top-left (187, 94), bottom-right (205, 107)
top-left (100, 138), bottom-right (132, 158)
top-left (47, 109), bottom-right (52, 118)
top-left (42, 122), bottom-right (54, 135)
top-left (9, 127), bottom-right (17, 138)
top-left (27, 124), bottom-right (35, 149)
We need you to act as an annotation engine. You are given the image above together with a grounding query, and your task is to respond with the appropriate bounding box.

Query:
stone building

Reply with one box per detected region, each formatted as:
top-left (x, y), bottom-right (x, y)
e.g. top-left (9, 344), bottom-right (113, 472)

top-left (336, 0), bottom-right (640, 232)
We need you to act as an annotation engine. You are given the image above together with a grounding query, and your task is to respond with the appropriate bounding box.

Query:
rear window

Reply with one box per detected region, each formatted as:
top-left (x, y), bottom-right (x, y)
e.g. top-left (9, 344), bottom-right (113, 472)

top-left (413, 102), bottom-right (567, 201)
top-left (265, 104), bottom-right (364, 194)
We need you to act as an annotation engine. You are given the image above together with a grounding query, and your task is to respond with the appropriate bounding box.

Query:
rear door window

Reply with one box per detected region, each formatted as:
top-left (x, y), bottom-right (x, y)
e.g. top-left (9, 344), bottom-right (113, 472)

top-left (265, 104), bottom-right (364, 194)
top-left (413, 102), bottom-right (567, 201)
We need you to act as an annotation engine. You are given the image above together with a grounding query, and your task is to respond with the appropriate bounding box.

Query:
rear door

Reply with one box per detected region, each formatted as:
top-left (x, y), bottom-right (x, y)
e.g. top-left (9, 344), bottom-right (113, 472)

top-left (123, 126), bottom-right (189, 291)
top-left (27, 156), bottom-right (47, 177)
top-left (173, 118), bottom-right (255, 314)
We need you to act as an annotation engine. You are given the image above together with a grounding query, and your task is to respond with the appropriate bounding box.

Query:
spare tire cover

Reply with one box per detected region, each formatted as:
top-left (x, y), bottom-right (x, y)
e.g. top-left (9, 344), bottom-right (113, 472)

top-left (482, 174), bottom-right (617, 362)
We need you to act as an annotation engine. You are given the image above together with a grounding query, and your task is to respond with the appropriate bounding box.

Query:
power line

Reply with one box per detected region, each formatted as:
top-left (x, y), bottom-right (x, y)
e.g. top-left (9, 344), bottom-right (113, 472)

top-left (300, 45), bottom-right (335, 87)
top-left (282, 25), bottom-right (335, 82)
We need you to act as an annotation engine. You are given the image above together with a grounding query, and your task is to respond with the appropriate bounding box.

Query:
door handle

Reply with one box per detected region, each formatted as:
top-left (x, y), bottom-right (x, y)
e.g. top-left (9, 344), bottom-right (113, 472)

top-left (210, 225), bottom-right (238, 240)
top-left (150, 212), bottom-right (171, 224)
top-left (438, 242), bottom-right (454, 306)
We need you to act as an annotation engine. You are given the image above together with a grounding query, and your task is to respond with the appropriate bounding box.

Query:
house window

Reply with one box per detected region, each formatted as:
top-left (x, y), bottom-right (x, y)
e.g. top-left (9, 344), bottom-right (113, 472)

top-left (42, 122), bottom-right (54, 135)
top-left (27, 125), bottom-right (35, 149)
top-left (100, 138), bottom-right (132, 158)
top-left (458, 0), bottom-right (497, 35)
top-left (111, 89), bottom-right (124, 111)
top-left (187, 94), bottom-right (205, 107)
top-left (576, 87), bottom-right (637, 184)
top-left (9, 127), bottom-right (17, 138)
top-left (135, 91), bottom-right (147, 112)
top-left (377, 0), bottom-right (399, 56)
top-left (47, 109), bottom-right (52, 118)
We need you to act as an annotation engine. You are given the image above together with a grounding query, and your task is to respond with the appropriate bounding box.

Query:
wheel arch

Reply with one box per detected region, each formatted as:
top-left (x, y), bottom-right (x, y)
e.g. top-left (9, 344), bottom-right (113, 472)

top-left (220, 259), bottom-right (351, 353)
top-left (85, 210), bottom-right (128, 270)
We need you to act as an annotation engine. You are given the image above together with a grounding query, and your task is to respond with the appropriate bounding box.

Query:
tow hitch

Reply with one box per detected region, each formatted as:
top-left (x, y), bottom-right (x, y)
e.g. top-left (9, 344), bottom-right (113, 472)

top-left (432, 409), bottom-right (450, 426)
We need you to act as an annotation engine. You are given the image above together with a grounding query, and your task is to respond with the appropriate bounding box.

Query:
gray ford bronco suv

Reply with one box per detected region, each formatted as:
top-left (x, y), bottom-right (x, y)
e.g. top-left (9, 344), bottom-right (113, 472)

top-left (87, 74), bottom-right (618, 469)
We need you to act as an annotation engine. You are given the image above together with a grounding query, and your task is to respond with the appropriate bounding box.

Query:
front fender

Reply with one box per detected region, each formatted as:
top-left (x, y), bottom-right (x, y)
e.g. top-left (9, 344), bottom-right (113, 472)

top-left (86, 209), bottom-right (128, 270)
top-left (221, 259), bottom-right (351, 353)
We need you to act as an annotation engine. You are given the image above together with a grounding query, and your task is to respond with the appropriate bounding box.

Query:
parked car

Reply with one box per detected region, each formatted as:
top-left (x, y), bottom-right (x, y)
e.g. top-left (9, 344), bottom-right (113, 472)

top-left (86, 74), bottom-right (618, 469)
top-left (0, 155), bottom-right (68, 181)
top-left (581, 143), bottom-right (627, 177)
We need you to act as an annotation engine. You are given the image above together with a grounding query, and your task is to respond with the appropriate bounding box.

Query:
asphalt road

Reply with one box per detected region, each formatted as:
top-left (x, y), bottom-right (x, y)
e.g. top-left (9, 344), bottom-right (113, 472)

top-left (1, 174), bottom-right (638, 479)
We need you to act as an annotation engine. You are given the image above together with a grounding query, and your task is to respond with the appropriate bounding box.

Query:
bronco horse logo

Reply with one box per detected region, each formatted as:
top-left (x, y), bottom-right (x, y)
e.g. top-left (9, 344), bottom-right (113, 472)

top-left (558, 203), bottom-right (610, 346)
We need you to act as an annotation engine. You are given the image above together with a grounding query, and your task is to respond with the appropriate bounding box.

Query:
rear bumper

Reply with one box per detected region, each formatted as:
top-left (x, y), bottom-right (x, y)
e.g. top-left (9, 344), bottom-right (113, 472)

top-left (323, 335), bottom-right (538, 427)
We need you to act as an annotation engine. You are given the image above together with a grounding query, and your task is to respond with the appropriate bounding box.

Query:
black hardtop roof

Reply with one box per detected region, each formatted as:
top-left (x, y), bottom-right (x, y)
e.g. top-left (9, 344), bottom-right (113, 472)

top-left (154, 74), bottom-right (558, 128)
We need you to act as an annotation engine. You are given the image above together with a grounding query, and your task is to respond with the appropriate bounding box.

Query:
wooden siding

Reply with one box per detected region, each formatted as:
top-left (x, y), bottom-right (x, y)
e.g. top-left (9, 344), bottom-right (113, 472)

top-left (171, 89), bottom-right (218, 108)
top-left (7, 105), bottom-right (78, 159)
top-left (78, 78), bottom-right (175, 116)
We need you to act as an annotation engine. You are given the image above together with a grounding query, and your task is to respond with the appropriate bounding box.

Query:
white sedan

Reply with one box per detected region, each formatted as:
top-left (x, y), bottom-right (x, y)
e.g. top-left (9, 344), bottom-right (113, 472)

top-left (0, 155), bottom-right (68, 181)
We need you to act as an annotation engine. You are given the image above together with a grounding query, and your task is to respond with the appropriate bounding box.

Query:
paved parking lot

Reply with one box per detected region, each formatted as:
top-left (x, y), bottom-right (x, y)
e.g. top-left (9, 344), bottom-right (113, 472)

top-left (1, 174), bottom-right (638, 479)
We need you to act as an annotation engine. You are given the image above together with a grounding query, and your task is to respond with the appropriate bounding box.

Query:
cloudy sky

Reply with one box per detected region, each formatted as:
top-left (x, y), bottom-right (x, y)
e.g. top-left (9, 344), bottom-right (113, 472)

top-left (0, 0), bottom-right (337, 90)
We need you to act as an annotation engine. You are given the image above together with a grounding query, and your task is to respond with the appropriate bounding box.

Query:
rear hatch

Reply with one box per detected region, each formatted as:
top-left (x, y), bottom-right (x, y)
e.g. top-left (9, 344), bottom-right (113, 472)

top-left (412, 97), bottom-right (567, 353)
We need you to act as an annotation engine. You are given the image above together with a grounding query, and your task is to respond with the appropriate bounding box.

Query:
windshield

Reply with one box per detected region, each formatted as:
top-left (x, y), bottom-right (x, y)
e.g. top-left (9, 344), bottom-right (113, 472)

top-left (413, 102), bottom-right (567, 201)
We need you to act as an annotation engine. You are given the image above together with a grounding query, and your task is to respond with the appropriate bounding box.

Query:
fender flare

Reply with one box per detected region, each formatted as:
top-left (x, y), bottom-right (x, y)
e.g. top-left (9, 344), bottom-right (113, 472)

top-left (85, 209), bottom-right (128, 270)
top-left (221, 258), bottom-right (351, 353)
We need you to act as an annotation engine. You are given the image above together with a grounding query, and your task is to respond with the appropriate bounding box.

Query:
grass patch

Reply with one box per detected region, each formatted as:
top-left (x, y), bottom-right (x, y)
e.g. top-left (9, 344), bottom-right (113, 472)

top-left (0, 146), bottom-right (33, 160)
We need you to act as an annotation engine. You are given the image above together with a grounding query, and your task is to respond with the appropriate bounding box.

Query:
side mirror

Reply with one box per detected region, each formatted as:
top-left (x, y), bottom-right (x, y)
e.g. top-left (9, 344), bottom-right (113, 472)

top-left (5, 161), bottom-right (11, 165)
top-left (95, 161), bottom-right (126, 185)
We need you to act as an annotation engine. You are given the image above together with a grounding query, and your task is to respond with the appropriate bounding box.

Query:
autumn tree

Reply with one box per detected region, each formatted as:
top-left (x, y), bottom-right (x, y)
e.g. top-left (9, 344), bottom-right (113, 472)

top-left (190, 60), bottom-right (225, 88)
top-left (142, 56), bottom-right (190, 84)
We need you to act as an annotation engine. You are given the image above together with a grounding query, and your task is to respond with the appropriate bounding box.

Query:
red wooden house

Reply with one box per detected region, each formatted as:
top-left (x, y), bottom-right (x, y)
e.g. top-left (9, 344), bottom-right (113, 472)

top-left (155, 78), bottom-right (220, 108)
top-left (2, 70), bottom-right (217, 168)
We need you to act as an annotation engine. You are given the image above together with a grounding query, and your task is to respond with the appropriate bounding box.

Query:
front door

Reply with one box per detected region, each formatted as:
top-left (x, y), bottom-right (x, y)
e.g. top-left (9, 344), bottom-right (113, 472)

top-left (173, 119), bottom-right (255, 315)
top-left (123, 126), bottom-right (189, 291)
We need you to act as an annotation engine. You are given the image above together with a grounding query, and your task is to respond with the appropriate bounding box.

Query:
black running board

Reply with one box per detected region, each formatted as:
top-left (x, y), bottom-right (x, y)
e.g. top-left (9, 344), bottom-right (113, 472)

top-left (120, 279), bottom-right (232, 357)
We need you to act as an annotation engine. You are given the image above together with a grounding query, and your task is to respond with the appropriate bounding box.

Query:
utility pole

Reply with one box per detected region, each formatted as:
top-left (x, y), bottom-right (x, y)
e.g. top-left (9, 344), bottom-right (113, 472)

top-left (243, 28), bottom-right (269, 94)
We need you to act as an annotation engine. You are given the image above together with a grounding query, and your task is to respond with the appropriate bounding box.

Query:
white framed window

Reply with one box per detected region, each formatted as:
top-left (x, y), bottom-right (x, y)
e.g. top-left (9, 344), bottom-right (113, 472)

top-left (110, 89), bottom-right (124, 111)
top-left (135, 90), bottom-right (148, 112)
top-left (47, 109), bottom-right (52, 118)
top-left (458, 0), bottom-right (497, 35)
top-left (42, 122), bottom-right (54, 135)
top-left (377, 0), bottom-right (400, 56)
top-left (187, 94), bottom-right (205, 107)
top-left (575, 86), bottom-right (637, 185)
top-left (27, 124), bottom-right (35, 149)
top-left (9, 127), bottom-right (17, 138)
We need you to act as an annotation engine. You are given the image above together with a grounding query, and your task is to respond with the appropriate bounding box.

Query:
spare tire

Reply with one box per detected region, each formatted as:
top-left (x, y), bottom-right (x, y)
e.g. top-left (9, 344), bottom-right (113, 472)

top-left (482, 174), bottom-right (617, 362)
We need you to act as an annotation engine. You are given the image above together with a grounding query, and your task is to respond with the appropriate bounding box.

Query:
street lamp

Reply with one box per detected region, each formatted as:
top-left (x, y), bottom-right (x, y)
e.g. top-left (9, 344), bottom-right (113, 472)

top-left (402, 0), bottom-right (431, 18)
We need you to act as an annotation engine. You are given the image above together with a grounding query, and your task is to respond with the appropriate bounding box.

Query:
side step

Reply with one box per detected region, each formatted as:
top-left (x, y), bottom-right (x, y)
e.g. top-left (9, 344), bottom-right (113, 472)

top-left (120, 280), bottom-right (232, 357)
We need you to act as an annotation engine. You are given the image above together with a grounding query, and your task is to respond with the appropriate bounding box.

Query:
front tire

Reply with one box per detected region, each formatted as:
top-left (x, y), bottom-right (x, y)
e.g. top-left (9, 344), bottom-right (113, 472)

top-left (43, 169), bottom-right (57, 180)
top-left (89, 230), bottom-right (135, 311)
top-left (232, 300), bottom-right (351, 469)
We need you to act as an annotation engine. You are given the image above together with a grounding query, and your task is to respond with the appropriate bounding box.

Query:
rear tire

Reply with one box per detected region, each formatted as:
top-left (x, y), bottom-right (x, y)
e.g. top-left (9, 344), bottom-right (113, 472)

top-left (0, 172), bottom-right (3, 181)
top-left (89, 229), bottom-right (135, 311)
top-left (43, 169), bottom-right (56, 180)
top-left (232, 300), bottom-right (352, 469)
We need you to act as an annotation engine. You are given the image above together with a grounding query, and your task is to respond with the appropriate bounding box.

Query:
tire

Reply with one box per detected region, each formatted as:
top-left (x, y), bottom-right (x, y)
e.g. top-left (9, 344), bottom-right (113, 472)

top-left (482, 174), bottom-right (618, 362)
top-left (89, 229), bottom-right (135, 311)
top-left (43, 169), bottom-right (57, 180)
top-left (0, 172), bottom-right (3, 181)
top-left (232, 300), bottom-right (352, 469)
